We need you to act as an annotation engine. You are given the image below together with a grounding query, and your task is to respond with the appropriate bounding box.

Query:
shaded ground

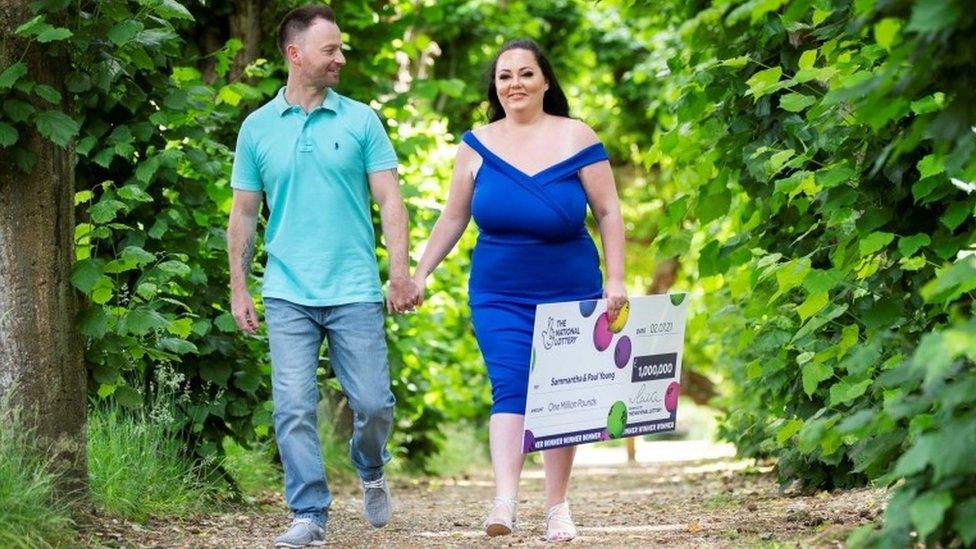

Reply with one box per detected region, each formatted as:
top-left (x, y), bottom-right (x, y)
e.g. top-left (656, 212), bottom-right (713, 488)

top-left (81, 441), bottom-right (886, 548)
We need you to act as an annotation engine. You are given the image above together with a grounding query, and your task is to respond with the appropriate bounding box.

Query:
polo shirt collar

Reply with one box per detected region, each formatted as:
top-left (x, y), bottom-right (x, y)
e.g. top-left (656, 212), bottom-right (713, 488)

top-left (273, 86), bottom-right (341, 116)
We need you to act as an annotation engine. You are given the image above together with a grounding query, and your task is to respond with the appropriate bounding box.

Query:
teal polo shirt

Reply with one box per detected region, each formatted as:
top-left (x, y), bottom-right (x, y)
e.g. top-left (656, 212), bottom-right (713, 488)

top-left (231, 87), bottom-right (398, 306)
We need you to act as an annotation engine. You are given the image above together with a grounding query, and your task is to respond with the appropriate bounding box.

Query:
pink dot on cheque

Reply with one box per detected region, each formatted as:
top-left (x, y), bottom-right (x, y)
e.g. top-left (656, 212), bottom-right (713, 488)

top-left (614, 336), bottom-right (632, 368)
top-left (593, 312), bottom-right (613, 351)
top-left (665, 382), bottom-right (680, 413)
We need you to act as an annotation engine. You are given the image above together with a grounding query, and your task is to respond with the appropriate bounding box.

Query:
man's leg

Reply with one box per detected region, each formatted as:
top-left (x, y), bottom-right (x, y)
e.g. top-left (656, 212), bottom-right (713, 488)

top-left (325, 301), bottom-right (395, 526)
top-left (265, 298), bottom-right (331, 528)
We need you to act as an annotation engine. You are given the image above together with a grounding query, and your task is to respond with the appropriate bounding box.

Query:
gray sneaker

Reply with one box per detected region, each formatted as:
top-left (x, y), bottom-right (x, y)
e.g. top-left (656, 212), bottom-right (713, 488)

top-left (274, 518), bottom-right (325, 548)
top-left (362, 475), bottom-right (392, 528)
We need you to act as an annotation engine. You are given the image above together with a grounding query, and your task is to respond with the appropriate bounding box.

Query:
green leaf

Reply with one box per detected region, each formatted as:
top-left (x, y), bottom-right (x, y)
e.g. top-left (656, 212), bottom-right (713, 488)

top-left (70, 258), bottom-right (104, 293)
top-left (954, 498), bottom-right (976, 545)
top-left (65, 72), bottom-right (91, 93)
top-left (906, 0), bottom-right (960, 33)
top-left (79, 306), bottom-right (109, 338)
top-left (14, 15), bottom-right (45, 36)
top-left (939, 200), bottom-right (970, 231)
top-left (107, 20), bottom-right (142, 47)
top-left (120, 246), bottom-right (155, 265)
top-left (797, 50), bottom-right (816, 70)
top-left (157, 260), bottom-right (191, 278)
top-left (35, 26), bottom-right (72, 43)
top-left (803, 269), bottom-right (840, 293)
top-left (200, 362), bottom-right (232, 385)
top-left (114, 385), bottom-right (143, 408)
top-left (900, 256), bottom-right (927, 271)
top-left (792, 304), bottom-right (848, 342)
top-left (233, 370), bottom-right (262, 394)
top-left (33, 110), bottom-right (79, 148)
top-left (119, 308), bottom-right (168, 335)
top-left (776, 418), bottom-right (803, 444)
top-left (32, 84), bottom-right (61, 104)
top-left (829, 378), bottom-right (872, 406)
top-left (118, 184), bottom-right (154, 203)
top-left (776, 258), bottom-right (811, 294)
top-left (167, 318), bottom-right (193, 338)
top-left (780, 93), bottom-right (815, 112)
top-left (894, 436), bottom-right (935, 477)
top-left (816, 162), bottom-right (855, 188)
top-left (802, 361), bottom-right (832, 396)
top-left (134, 156), bottom-right (161, 184)
top-left (159, 337), bottom-right (197, 355)
top-left (920, 257), bottom-right (976, 304)
top-left (89, 199), bottom-right (126, 224)
top-left (0, 62), bottom-right (27, 89)
top-left (859, 232), bottom-right (894, 256)
top-left (917, 154), bottom-right (944, 179)
top-left (4, 99), bottom-right (35, 123)
top-left (910, 491), bottom-right (952, 540)
top-left (873, 18), bottom-right (901, 50)
top-left (214, 312), bottom-right (237, 333)
top-left (898, 233), bottom-right (931, 257)
top-left (150, 0), bottom-right (195, 21)
top-left (797, 291), bottom-right (828, 321)
top-left (746, 67), bottom-right (783, 99)
top-left (0, 123), bottom-right (18, 148)
top-left (90, 277), bottom-right (114, 304)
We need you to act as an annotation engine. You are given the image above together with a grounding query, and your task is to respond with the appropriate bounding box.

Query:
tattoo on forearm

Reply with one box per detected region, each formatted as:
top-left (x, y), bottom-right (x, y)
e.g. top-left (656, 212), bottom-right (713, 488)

top-left (240, 233), bottom-right (255, 276)
top-left (386, 167), bottom-right (398, 178)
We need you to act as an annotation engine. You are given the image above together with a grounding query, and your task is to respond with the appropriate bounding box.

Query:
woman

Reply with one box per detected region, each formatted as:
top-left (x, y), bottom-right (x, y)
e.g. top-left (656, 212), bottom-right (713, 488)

top-left (411, 39), bottom-right (627, 542)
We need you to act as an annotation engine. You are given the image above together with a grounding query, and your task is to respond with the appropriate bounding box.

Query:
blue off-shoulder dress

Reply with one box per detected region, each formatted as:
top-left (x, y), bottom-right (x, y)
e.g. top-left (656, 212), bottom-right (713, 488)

top-left (461, 130), bottom-right (608, 415)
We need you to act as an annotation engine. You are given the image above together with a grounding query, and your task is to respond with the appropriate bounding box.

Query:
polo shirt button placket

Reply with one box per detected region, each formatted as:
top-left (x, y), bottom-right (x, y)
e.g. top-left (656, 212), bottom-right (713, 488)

top-left (298, 111), bottom-right (314, 153)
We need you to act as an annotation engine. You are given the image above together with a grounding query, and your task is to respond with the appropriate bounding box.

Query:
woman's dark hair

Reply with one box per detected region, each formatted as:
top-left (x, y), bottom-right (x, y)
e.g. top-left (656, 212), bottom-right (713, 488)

top-left (277, 5), bottom-right (336, 56)
top-left (486, 39), bottom-right (570, 122)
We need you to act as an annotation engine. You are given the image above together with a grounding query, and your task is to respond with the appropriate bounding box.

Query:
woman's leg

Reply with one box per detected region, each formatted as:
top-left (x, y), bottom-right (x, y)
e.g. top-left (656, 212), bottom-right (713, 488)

top-left (542, 446), bottom-right (578, 541)
top-left (487, 413), bottom-right (526, 524)
top-left (542, 445), bottom-right (576, 508)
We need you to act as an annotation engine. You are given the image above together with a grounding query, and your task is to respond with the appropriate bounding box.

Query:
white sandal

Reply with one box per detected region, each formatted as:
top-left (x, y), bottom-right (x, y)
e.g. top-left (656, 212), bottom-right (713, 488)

top-left (545, 501), bottom-right (577, 542)
top-left (483, 496), bottom-right (518, 536)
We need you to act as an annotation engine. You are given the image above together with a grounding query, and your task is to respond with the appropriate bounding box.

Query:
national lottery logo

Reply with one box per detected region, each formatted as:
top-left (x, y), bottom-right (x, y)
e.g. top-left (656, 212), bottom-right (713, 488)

top-left (541, 316), bottom-right (581, 349)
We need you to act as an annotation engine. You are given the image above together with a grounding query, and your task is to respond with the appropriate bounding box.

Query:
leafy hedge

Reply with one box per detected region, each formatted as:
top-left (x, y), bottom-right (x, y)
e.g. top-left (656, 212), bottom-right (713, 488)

top-left (628, 0), bottom-right (975, 544)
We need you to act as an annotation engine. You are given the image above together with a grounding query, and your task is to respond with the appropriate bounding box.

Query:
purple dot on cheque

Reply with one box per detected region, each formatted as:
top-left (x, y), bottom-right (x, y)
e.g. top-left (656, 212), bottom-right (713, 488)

top-left (579, 300), bottom-right (598, 318)
top-left (599, 429), bottom-right (610, 441)
top-left (614, 336), bottom-right (632, 368)
top-left (665, 382), bottom-right (680, 413)
top-left (593, 312), bottom-right (613, 351)
top-left (523, 430), bottom-right (536, 453)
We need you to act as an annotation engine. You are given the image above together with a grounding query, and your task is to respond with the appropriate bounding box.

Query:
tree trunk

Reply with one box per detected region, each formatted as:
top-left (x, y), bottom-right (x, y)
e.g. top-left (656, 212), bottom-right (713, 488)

top-left (0, 0), bottom-right (88, 496)
top-left (228, 0), bottom-right (264, 82)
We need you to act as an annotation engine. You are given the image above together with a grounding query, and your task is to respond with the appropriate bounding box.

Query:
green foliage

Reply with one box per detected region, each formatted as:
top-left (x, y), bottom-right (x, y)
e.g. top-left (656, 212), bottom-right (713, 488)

top-left (87, 400), bottom-right (220, 521)
top-left (0, 397), bottom-right (75, 548)
top-left (623, 0), bottom-right (975, 544)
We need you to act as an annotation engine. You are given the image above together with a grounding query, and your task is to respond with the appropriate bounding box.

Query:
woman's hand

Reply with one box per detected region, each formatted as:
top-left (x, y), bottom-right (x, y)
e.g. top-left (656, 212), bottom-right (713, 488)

top-left (411, 271), bottom-right (427, 308)
top-left (604, 279), bottom-right (628, 323)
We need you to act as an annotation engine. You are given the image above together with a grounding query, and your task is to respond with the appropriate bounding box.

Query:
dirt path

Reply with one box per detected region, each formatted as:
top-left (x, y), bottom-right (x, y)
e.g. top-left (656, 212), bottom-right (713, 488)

top-left (85, 442), bottom-right (886, 548)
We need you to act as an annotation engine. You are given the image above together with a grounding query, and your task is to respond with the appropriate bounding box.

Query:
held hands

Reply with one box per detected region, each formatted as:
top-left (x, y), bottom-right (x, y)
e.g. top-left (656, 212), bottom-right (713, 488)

top-left (604, 279), bottom-right (628, 323)
top-left (387, 275), bottom-right (422, 314)
top-left (231, 288), bottom-right (260, 335)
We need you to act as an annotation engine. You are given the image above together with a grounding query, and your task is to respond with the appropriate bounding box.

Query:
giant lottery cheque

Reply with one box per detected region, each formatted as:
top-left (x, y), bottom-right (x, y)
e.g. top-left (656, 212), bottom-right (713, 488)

top-left (522, 294), bottom-right (689, 453)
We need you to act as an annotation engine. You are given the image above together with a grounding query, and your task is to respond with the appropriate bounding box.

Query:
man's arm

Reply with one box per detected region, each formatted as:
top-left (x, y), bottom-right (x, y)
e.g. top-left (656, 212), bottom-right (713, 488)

top-left (367, 167), bottom-right (417, 313)
top-left (228, 189), bottom-right (262, 334)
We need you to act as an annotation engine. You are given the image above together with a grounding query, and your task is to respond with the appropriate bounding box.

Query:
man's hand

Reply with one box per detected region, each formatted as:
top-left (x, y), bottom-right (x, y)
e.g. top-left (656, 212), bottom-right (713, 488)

top-left (231, 288), bottom-right (260, 335)
top-left (386, 275), bottom-right (419, 314)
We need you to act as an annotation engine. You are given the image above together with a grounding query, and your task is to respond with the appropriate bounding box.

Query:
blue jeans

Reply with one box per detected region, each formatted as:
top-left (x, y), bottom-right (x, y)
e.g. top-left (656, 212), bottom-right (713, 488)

top-left (264, 298), bottom-right (395, 527)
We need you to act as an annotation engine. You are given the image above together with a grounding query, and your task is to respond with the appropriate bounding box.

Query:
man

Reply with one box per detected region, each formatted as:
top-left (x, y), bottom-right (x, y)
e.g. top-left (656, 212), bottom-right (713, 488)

top-left (226, 5), bottom-right (418, 547)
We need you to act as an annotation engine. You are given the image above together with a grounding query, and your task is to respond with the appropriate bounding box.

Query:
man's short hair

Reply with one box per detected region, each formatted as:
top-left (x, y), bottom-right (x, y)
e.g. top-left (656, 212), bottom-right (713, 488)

top-left (276, 5), bottom-right (336, 56)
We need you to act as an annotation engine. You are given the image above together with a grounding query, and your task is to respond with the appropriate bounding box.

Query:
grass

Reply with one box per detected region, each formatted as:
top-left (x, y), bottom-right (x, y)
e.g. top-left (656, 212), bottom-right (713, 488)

top-left (87, 402), bottom-right (219, 522)
top-left (0, 397), bottom-right (76, 548)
